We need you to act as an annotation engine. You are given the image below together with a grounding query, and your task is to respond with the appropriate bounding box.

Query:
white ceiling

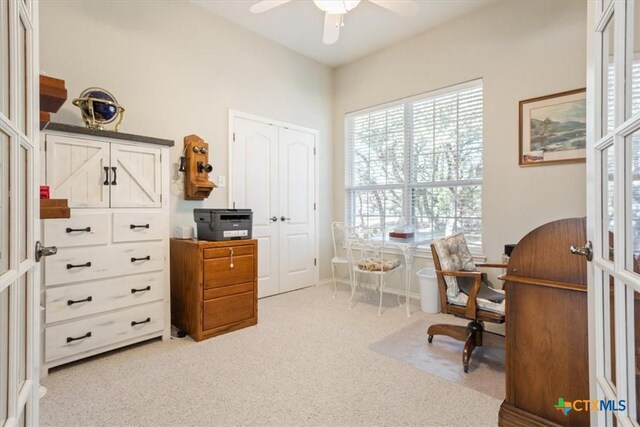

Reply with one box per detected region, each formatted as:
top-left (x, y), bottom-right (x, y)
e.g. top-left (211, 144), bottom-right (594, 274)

top-left (192, 0), bottom-right (496, 67)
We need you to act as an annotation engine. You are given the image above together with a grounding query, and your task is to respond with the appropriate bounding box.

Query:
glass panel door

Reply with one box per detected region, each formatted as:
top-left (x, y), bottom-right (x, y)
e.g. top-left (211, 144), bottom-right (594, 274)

top-left (0, 1), bottom-right (40, 425)
top-left (590, 1), bottom-right (640, 425)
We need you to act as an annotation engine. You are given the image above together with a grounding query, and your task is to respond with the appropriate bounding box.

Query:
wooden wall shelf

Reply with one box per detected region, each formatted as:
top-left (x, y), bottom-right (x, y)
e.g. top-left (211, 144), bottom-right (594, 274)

top-left (40, 199), bottom-right (70, 219)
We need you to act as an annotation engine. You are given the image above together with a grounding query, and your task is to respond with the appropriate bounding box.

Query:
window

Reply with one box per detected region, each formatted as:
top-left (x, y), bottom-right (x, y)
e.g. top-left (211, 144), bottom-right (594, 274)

top-left (345, 80), bottom-right (483, 252)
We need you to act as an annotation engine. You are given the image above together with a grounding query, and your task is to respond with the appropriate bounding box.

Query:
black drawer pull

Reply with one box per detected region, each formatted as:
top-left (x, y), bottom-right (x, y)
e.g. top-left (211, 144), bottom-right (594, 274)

top-left (67, 296), bottom-right (92, 306)
top-left (131, 317), bottom-right (151, 327)
top-left (67, 332), bottom-right (91, 343)
top-left (67, 262), bottom-right (91, 269)
top-left (66, 227), bottom-right (91, 233)
top-left (131, 256), bottom-right (151, 263)
top-left (103, 166), bottom-right (110, 185)
top-left (130, 224), bottom-right (150, 229)
top-left (131, 286), bottom-right (151, 294)
top-left (111, 166), bottom-right (117, 185)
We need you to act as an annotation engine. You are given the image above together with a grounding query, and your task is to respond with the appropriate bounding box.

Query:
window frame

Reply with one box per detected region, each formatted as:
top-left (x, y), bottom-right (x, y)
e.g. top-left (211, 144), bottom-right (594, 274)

top-left (344, 79), bottom-right (484, 253)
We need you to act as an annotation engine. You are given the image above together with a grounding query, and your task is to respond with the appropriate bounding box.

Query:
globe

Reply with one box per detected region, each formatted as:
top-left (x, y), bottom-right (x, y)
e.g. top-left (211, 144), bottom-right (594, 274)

top-left (84, 90), bottom-right (118, 121)
top-left (72, 87), bottom-right (125, 131)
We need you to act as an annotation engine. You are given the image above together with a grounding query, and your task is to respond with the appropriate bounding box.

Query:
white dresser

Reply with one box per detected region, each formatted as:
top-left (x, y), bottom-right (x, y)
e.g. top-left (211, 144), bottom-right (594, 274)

top-left (41, 123), bottom-right (173, 373)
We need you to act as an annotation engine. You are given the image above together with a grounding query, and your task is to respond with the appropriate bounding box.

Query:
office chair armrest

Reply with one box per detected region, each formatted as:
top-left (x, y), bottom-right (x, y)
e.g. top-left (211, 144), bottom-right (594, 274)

top-left (435, 270), bottom-right (483, 319)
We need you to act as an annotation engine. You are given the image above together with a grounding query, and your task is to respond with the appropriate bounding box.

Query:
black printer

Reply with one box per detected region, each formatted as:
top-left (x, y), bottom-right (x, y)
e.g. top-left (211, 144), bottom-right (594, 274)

top-left (194, 209), bottom-right (253, 241)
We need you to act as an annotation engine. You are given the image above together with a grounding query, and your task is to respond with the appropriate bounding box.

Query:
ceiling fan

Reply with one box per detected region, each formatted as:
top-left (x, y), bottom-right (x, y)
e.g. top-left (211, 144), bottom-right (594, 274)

top-left (249, 0), bottom-right (420, 45)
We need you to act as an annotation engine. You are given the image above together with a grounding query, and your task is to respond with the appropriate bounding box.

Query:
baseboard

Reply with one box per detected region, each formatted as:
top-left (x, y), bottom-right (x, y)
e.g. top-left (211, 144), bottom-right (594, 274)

top-left (318, 278), bottom-right (421, 300)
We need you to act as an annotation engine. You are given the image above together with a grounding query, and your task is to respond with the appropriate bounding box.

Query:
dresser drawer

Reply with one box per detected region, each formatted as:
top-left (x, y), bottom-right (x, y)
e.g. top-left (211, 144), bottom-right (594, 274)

top-left (45, 272), bottom-right (164, 324)
top-left (45, 301), bottom-right (164, 362)
top-left (203, 291), bottom-right (254, 330)
top-left (203, 244), bottom-right (254, 259)
top-left (45, 246), bottom-right (112, 286)
top-left (43, 213), bottom-right (110, 248)
top-left (203, 254), bottom-right (254, 289)
top-left (113, 212), bottom-right (164, 243)
top-left (114, 242), bottom-right (165, 276)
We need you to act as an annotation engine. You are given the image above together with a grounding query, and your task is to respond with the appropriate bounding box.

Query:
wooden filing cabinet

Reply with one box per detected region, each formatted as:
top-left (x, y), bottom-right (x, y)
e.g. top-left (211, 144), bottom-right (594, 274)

top-left (170, 239), bottom-right (258, 341)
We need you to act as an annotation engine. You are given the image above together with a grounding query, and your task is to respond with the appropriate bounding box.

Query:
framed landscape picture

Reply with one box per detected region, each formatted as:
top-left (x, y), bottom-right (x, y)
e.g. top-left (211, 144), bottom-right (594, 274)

top-left (519, 88), bottom-right (586, 166)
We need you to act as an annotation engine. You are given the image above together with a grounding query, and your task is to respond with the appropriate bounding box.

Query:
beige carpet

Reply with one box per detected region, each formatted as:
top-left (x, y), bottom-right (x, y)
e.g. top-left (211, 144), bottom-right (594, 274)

top-left (369, 320), bottom-right (505, 400)
top-left (40, 283), bottom-right (502, 426)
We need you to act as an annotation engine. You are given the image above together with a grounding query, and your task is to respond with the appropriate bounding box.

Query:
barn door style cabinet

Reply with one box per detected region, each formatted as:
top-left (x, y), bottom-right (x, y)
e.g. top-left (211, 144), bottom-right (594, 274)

top-left (41, 123), bottom-right (173, 373)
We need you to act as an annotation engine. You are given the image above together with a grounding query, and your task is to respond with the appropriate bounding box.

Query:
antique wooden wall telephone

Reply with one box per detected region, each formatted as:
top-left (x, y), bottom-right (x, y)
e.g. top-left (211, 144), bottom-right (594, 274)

top-left (179, 134), bottom-right (215, 200)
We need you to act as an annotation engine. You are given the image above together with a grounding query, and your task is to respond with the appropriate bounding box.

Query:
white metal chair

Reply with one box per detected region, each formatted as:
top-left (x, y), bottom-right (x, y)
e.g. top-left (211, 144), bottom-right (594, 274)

top-left (331, 222), bottom-right (353, 297)
top-left (346, 227), bottom-right (404, 316)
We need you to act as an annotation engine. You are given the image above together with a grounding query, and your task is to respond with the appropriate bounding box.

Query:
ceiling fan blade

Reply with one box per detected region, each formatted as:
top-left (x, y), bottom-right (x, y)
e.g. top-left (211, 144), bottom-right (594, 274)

top-left (323, 13), bottom-right (341, 45)
top-left (368, 0), bottom-right (419, 17)
top-left (249, 0), bottom-right (292, 14)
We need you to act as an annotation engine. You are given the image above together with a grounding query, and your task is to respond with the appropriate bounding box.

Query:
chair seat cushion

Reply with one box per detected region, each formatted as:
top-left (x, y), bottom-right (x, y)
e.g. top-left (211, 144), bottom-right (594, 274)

top-left (357, 258), bottom-right (401, 272)
top-left (448, 288), bottom-right (505, 314)
top-left (457, 276), bottom-right (505, 303)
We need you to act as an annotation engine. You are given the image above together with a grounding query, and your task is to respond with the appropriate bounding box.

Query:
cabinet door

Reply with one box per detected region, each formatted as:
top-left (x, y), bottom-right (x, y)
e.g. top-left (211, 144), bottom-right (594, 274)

top-left (110, 143), bottom-right (162, 208)
top-left (46, 134), bottom-right (110, 208)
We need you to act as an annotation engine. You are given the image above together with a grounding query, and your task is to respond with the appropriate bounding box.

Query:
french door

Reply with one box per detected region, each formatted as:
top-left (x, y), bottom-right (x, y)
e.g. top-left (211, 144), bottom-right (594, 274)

top-left (229, 112), bottom-right (318, 298)
top-left (0, 0), bottom-right (40, 426)
top-left (589, 1), bottom-right (640, 425)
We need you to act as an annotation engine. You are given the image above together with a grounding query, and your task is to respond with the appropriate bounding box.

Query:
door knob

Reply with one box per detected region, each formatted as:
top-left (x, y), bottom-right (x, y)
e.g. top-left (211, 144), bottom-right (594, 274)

top-left (281, 216), bottom-right (291, 221)
top-left (570, 241), bottom-right (593, 261)
top-left (270, 216), bottom-right (278, 222)
top-left (35, 241), bottom-right (57, 262)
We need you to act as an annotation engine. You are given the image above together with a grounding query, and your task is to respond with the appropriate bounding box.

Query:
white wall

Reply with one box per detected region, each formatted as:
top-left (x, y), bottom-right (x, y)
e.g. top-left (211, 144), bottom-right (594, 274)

top-left (333, 0), bottom-right (587, 291)
top-left (39, 1), bottom-right (334, 279)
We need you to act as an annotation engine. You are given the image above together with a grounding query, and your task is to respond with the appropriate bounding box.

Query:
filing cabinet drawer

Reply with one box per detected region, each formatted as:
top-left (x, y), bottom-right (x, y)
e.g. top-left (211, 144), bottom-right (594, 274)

top-left (113, 212), bottom-right (164, 243)
top-left (203, 245), bottom-right (254, 259)
top-left (203, 255), bottom-right (254, 289)
top-left (203, 291), bottom-right (255, 331)
top-left (45, 301), bottom-right (164, 362)
top-left (45, 272), bottom-right (164, 324)
top-left (43, 213), bottom-right (110, 248)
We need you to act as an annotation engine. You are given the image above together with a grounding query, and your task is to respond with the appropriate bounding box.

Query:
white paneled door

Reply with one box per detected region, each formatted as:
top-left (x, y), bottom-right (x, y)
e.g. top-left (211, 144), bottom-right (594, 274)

top-left (230, 113), bottom-right (317, 298)
top-left (278, 128), bottom-right (316, 293)
top-left (0, 0), bottom-right (40, 426)
top-left (588, 1), bottom-right (640, 425)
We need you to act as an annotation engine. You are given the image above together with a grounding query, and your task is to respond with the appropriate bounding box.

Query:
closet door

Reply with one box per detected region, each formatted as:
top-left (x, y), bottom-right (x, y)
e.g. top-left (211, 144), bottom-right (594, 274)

top-left (231, 117), bottom-right (279, 298)
top-left (278, 128), bottom-right (316, 293)
top-left (110, 143), bottom-right (161, 208)
top-left (46, 135), bottom-right (109, 208)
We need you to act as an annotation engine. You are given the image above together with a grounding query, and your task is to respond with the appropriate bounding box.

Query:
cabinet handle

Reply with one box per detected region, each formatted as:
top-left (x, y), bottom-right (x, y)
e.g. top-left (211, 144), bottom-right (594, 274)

top-left (103, 166), bottom-right (110, 185)
top-left (229, 248), bottom-right (234, 269)
top-left (67, 296), bottom-right (92, 306)
top-left (130, 224), bottom-right (150, 230)
top-left (67, 332), bottom-right (91, 343)
top-left (66, 262), bottom-right (91, 269)
top-left (111, 167), bottom-right (117, 185)
top-left (131, 317), bottom-right (151, 327)
top-left (66, 227), bottom-right (91, 233)
top-left (131, 256), bottom-right (151, 263)
top-left (131, 285), bottom-right (151, 294)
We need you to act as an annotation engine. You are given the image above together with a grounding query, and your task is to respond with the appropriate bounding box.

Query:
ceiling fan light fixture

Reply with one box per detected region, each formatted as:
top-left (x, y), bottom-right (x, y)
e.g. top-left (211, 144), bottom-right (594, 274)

top-left (313, 0), bottom-right (361, 14)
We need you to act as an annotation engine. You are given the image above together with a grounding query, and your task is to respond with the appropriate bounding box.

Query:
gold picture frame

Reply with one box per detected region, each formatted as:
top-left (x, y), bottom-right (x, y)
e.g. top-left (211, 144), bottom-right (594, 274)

top-left (519, 88), bottom-right (586, 166)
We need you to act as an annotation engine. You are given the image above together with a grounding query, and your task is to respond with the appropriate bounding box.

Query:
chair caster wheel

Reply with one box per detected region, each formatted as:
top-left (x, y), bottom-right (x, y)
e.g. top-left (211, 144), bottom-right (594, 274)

top-left (427, 335), bottom-right (433, 343)
top-left (463, 365), bottom-right (469, 373)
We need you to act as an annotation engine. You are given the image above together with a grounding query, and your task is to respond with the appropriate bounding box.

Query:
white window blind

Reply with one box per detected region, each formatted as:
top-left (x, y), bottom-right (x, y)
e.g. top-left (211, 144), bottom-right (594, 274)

top-left (345, 80), bottom-right (483, 252)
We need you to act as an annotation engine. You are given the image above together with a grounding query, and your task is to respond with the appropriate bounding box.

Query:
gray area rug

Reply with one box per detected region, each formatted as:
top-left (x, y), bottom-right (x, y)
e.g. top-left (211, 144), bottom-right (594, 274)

top-left (369, 320), bottom-right (505, 400)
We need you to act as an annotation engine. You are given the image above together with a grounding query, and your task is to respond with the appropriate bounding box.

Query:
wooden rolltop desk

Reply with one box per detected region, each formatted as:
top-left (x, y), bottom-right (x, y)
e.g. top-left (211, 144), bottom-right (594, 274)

top-left (498, 218), bottom-right (589, 427)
